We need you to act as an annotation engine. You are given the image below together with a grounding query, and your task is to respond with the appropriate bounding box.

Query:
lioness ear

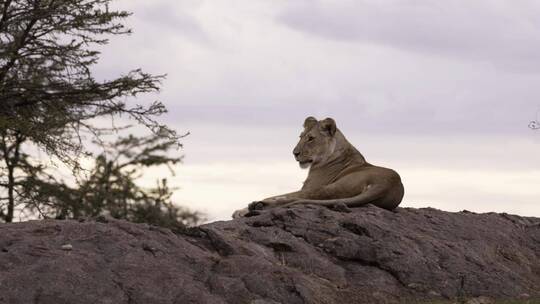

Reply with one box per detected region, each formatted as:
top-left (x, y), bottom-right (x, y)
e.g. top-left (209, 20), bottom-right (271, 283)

top-left (320, 118), bottom-right (336, 136)
top-left (303, 116), bottom-right (318, 130)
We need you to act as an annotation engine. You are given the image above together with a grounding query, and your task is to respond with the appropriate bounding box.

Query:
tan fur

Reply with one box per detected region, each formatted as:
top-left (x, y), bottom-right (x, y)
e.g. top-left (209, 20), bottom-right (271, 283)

top-left (232, 117), bottom-right (404, 218)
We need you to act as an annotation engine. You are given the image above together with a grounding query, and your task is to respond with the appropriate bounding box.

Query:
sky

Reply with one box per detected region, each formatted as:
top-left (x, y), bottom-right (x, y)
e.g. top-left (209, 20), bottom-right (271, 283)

top-left (94, 0), bottom-right (540, 221)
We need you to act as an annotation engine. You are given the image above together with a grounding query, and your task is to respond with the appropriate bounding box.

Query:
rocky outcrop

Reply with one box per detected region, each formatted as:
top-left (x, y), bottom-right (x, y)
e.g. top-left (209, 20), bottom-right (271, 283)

top-left (0, 204), bottom-right (539, 304)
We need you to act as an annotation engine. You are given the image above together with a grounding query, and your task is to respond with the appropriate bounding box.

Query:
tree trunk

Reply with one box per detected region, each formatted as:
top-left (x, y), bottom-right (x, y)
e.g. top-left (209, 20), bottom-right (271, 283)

top-left (1, 133), bottom-right (23, 223)
top-left (6, 162), bottom-right (14, 222)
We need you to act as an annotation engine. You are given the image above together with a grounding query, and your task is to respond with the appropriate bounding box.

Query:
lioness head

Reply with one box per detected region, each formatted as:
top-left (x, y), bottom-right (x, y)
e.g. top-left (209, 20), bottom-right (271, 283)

top-left (293, 116), bottom-right (338, 169)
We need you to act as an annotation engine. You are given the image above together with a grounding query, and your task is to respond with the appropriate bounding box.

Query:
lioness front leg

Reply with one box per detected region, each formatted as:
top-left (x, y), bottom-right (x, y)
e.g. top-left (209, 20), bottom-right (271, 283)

top-left (249, 187), bottom-right (332, 211)
top-left (249, 191), bottom-right (302, 210)
top-left (232, 207), bottom-right (250, 219)
top-left (248, 195), bottom-right (296, 211)
top-left (268, 183), bottom-right (360, 209)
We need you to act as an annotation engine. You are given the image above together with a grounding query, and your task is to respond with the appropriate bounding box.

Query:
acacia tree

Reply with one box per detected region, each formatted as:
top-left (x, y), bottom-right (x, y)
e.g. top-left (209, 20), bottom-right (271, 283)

top-left (24, 131), bottom-right (203, 228)
top-left (0, 130), bottom-right (68, 222)
top-left (0, 0), bottom-right (176, 163)
top-left (0, 0), bottom-right (197, 225)
top-left (0, 129), bottom-right (34, 222)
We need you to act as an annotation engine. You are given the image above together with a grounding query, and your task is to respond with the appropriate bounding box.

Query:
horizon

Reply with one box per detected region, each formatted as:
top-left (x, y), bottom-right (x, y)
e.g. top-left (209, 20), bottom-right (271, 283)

top-left (95, 0), bottom-right (540, 221)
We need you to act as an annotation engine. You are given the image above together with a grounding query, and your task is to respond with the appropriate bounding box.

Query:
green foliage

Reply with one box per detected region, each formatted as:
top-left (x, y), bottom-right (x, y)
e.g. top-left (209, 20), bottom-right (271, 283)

top-left (2, 131), bottom-right (203, 228)
top-left (0, 0), bottom-right (202, 227)
top-left (0, 0), bottom-right (177, 165)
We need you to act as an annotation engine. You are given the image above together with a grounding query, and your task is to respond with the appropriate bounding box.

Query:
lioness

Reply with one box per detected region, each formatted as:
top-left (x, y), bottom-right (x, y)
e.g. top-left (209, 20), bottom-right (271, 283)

top-left (232, 116), bottom-right (404, 218)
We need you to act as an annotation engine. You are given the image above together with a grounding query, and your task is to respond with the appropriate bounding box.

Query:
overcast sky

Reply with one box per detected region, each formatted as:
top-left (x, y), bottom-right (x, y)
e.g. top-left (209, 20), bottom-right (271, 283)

top-left (95, 0), bottom-right (540, 221)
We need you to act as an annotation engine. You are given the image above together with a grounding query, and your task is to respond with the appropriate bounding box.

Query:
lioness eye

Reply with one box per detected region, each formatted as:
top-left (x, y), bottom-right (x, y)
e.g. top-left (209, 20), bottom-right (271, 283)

top-left (307, 136), bottom-right (315, 141)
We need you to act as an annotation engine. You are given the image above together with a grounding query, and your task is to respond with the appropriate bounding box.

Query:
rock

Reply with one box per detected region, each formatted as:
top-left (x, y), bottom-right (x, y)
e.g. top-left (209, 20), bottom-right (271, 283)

top-left (0, 204), bottom-right (539, 304)
top-left (61, 244), bottom-right (73, 251)
top-left (465, 296), bottom-right (494, 304)
top-left (519, 293), bottom-right (531, 299)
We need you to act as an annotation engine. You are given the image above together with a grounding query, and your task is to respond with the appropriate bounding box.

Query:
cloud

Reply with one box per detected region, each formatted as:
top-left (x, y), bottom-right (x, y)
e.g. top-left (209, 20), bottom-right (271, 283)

top-left (278, 0), bottom-right (540, 72)
top-left (91, 0), bottom-right (540, 138)
top-left (84, 1), bottom-right (540, 220)
top-left (116, 0), bottom-right (209, 44)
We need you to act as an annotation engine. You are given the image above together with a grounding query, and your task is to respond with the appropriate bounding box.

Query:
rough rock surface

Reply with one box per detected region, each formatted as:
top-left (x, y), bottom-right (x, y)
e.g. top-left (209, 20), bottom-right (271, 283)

top-left (0, 205), bottom-right (539, 304)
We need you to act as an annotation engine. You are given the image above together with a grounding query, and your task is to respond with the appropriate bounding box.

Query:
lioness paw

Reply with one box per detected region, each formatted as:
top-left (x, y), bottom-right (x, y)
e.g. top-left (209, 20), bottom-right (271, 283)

top-left (232, 207), bottom-right (249, 219)
top-left (248, 201), bottom-right (266, 211)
